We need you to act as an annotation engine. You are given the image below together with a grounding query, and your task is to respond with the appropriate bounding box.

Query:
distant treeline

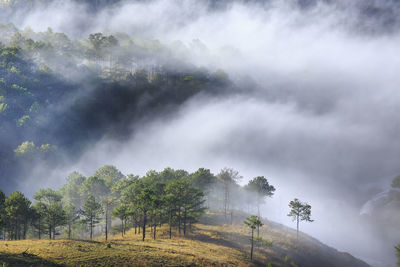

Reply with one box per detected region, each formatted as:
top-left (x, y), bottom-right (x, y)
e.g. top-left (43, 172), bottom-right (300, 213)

top-left (0, 166), bottom-right (275, 241)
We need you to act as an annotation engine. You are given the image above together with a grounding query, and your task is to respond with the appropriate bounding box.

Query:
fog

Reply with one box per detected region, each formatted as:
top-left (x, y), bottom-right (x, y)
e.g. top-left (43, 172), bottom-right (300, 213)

top-left (3, 0), bottom-right (400, 266)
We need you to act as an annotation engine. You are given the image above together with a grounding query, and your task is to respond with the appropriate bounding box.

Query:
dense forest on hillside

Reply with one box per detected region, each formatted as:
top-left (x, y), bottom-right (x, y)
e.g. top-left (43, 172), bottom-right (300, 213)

top-left (0, 24), bottom-right (234, 191)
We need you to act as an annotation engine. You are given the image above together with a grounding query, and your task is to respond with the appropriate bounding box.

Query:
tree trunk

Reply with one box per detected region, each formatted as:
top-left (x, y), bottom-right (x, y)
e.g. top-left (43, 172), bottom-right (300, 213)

top-left (90, 218), bottom-right (93, 239)
top-left (183, 208), bottom-right (187, 236)
top-left (153, 224), bottom-right (156, 240)
top-left (296, 216), bottom-right (299, 241)
top-left (121, 219), bottom-right (124, 237)
top-left (38, 217), bottom-right (41, 239)
top-left (178, 208), bottom-right (181, 234)
top-left (68, 222), bottom-right (71, 239)
top-left (250, 228), bottom-right (254, 261)
top-left (23, 219), bottom-right (27, 239)
top-left (49, 224), bottom-right (52, 239)
top-left (224, 186), bottom-right (228, 222)
top-left (53, 223), bottom-right (56, 240)
top-left (105, 207), bottom-right (108, 241)
top-left (169, 210), bottom-right (172, 239)
top-left (16, 221), bottom-right (20, 240)
top-left (109, 208), bottom-right (112, 238)
top-left (142, 211), bottom-right (146, 242)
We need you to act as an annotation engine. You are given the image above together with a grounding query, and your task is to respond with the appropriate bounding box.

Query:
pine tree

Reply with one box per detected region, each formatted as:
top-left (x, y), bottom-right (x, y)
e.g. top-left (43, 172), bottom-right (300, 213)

top-left (81, 195), bottom-right (103, 239)
top-left (287, 198), bottom-right (313, 241)
top-left (244, 215), bottom-right (263, 261)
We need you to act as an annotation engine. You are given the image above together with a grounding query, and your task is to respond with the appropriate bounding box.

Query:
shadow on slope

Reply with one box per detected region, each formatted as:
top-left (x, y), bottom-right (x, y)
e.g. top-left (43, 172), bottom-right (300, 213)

top-left (0, 251), bottom-right (62, 267)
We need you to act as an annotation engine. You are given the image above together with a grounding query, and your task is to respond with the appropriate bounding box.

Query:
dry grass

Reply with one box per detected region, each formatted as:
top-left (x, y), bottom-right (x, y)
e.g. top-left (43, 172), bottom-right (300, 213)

top-left (0, 215), bottom-right (369, 267)
top-left (0, 225), bottom-right (254, 267)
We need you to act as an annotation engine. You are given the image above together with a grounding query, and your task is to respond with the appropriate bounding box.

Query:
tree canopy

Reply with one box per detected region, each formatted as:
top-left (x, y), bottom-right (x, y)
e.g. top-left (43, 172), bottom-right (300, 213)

top-left (288, 198), bottom-right (313, 240)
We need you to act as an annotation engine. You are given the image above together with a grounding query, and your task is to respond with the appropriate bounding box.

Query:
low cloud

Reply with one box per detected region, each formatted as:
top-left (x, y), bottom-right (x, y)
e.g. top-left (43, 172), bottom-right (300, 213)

top-left (2, 0), bottom-right (400, 265)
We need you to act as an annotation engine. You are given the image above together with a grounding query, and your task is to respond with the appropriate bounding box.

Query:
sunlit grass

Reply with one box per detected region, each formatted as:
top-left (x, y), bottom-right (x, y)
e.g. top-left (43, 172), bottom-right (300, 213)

top-left (0, 224), bottom-right (254, 266)
top-left (0, 217), bottom-right (365, 267)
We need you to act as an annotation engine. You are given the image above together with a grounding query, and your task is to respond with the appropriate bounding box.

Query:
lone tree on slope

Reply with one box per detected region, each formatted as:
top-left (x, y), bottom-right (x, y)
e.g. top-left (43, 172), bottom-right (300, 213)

top-left (244, 215), bottom-right (263, 261)
top-left (287, 198), bottom-right (313, 241)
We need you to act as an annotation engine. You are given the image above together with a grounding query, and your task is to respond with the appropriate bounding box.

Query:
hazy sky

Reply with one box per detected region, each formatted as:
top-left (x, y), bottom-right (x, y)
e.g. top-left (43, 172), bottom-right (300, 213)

top-left (2, 0), bottom-right (400, 265)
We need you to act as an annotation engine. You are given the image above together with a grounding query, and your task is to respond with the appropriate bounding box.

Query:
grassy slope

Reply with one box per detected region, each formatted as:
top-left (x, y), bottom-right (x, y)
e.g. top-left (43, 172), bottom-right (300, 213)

top-left (0, 213), bottom-right (370, 267)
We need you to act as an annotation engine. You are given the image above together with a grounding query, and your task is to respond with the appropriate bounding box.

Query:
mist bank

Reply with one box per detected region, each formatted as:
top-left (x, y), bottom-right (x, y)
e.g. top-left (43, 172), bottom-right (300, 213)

top-left (3, 0), bottom-right (400, 38)
top-left (0, 0), bottom-right (399, 266)
top-left (26, 92), bottom-right (398, 266)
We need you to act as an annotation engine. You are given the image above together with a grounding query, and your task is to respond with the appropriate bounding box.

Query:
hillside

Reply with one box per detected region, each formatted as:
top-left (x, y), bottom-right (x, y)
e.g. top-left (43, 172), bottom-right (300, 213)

top-left (0, 213), bottom-right (369, 267)
top-left (0, 26), bottom-right (233, 192)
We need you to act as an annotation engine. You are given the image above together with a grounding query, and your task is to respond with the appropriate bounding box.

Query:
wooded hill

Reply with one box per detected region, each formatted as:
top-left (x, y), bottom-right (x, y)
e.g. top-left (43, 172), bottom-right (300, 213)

top-left (0, 165), bottom-right (370, 266)
top-left (0, 25), bottom-right (234, 191)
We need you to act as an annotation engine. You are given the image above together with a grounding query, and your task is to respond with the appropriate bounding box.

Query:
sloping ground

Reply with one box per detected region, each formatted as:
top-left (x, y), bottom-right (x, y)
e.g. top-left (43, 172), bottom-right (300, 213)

top-left (201, 212), bottom-right (370, 267)
top-left (0, 215), bottom-right (369, 267)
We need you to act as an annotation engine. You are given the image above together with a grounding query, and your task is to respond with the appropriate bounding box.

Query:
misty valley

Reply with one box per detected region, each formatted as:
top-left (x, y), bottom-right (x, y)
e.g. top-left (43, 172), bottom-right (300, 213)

top-left (1, 0), bottom-right (400, 266)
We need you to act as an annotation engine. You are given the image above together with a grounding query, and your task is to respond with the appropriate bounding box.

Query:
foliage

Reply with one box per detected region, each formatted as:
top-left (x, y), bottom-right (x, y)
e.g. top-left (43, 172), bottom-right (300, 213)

top-left (0, 165), bottom-right (276, 244)
top-left (217, 168), bottom-right (242, 223)
top-left (0, 26), bottom-right (234, 192)
top-left (245, 176), bottom-right (275, 217)
top-left (189, 168), bottom-right (217, 192)
top-left (396, 244), bottom-right (400, 267)
top-left (287, 198), bottom-right (313, 240)
top-left (14, 141), bottom-right (56, 158)
top-left (244, 215), bottom-right (263, 230)
top-left (33, 188), bottom-right (66, 239)
top-left (4, 191), bottom-right (31, 240)
top-left (81, 195), bottom-right (103, 239)
top-left (244, 215), bottom-right (263, 261)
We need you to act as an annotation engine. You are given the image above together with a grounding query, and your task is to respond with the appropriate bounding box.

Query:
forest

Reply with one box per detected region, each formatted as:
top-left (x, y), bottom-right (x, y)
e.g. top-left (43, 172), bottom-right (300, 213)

top-left (0, 24), bottom-right (234, 192)
top-left (0, 165), bottom-right (277, 242)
